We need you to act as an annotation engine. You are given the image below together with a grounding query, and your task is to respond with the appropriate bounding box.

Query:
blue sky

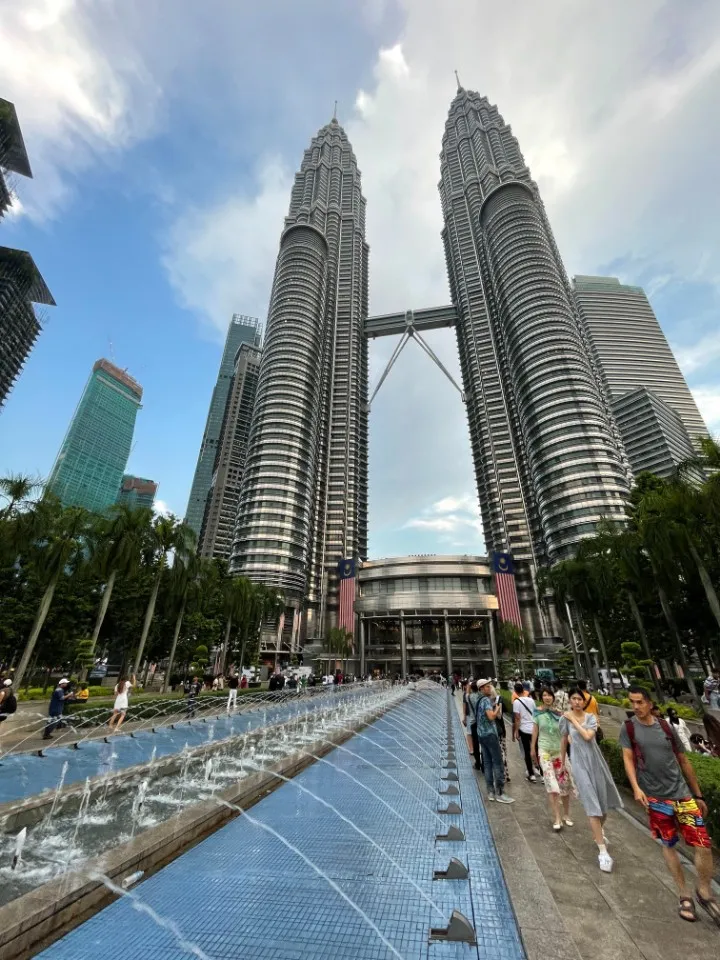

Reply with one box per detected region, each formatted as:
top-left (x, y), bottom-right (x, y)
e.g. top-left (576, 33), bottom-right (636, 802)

top-left (2, 0), bottom-right (720, 560)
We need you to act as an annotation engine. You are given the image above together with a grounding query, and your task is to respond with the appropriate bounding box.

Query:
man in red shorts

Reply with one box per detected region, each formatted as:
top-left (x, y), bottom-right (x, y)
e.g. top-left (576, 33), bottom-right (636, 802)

top-left (622, 686), bottom-right (718, 927)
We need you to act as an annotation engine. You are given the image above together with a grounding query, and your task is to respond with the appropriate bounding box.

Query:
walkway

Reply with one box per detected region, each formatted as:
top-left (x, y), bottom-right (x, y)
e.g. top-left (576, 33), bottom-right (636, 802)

top-left (464, 695), bottom-right (720, 960)
top-left (36, 689), bottom-right (525, 960)
top-left (0, 687), bottom-right (378, 807)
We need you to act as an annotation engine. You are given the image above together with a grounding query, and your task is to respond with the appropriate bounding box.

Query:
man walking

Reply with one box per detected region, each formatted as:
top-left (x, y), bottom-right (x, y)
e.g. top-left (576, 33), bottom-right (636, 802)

top-left (621, 685), bottom-right (719, 926)
top-left (43, 679), bottom-right (74, 739)
top-left (476, 679), bottom-right (514, 803)
top-left (512, 681), bottom-right (537, 781)
top-left (226, 672), bottom-right (239, 712)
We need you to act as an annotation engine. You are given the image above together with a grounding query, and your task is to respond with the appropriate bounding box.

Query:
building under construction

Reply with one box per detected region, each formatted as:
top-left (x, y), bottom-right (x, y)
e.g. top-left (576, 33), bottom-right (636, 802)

top-left (0, 98), bottom-right (54, 409)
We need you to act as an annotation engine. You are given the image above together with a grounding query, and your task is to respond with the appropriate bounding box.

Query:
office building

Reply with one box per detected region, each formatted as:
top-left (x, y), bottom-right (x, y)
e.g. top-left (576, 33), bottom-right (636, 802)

top-left (0, 248), bottom-right (54, 409)
top-left (611, 387), bottom-right (697, 480)
top-left (198, 342), bottom-right (261, 561)
top-left (573, 275), bottom-right (707, 440)
top-left (117, 475), bottom-right (158, 511)
top-left (371, 86), bottom-right (630, 639)
top-left (232, 116), bottom-right (369, 644)
top-left (0, 101), bottom-right (55, 409)
top-left (185, 314), bottom-right (261, 538)
top-left (0, 98), bottom-right (32, 220)
top-left (47, 359), bottom-right (143, 514)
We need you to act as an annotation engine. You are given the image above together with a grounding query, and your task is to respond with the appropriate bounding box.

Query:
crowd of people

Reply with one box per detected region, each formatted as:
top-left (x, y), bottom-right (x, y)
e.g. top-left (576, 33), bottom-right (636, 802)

top-left (461, 675), bottom-right (720, 927)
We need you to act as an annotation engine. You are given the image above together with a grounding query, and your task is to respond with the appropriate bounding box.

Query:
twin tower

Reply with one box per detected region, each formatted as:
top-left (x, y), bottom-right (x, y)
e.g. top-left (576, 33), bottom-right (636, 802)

top-left (229, 84), bottom-right (630, 642)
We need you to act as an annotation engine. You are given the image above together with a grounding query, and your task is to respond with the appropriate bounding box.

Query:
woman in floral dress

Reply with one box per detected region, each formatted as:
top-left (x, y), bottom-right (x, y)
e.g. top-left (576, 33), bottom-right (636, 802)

top-left (532, 687), bottom-right (574, 831)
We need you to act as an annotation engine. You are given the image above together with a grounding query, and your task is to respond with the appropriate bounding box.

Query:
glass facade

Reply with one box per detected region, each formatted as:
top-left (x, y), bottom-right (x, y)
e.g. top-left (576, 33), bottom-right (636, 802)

top-left (47, 360), bottom-right (142, 514)
top-left (360, 576), bottom-right (487, 596)
top-left (185, 315), bottom-right (261, 538)
top-left (117, 475), bottom-right (157, 511)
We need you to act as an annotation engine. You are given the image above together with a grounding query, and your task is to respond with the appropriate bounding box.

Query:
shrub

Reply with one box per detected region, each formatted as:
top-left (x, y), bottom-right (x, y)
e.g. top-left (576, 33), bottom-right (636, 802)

top-left (594, 693), bottom-right (700, 721)
top-left (600, 737), bottom-right (720, 844)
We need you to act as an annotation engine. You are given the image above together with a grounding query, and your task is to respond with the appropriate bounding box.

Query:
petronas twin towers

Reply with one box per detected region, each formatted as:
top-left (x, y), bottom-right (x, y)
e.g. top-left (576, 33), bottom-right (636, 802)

top-left (231, 84), bottom-right (630, 642)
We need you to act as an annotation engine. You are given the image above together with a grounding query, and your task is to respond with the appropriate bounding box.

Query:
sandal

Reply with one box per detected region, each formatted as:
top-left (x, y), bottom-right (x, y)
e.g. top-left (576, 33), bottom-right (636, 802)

top-left (678, 897), bottom-right (697, 923)
top-left (696, 890), bottom-right (720, 928)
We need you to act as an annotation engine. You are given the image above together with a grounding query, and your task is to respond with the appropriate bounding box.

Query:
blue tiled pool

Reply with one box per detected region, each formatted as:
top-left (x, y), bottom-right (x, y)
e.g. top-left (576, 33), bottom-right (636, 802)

top-left (0, 688), bottom-right (376, 806)
top-left (37, 690), bottom-right (526, 960)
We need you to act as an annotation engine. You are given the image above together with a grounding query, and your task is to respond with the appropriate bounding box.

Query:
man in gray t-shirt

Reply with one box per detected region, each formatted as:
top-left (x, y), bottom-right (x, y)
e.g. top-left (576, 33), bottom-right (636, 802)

top-left (621, 687), bottom-right (718, 926)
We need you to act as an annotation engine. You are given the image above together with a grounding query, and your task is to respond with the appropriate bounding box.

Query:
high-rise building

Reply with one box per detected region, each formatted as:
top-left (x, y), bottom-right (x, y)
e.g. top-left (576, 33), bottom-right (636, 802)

top-left (611, 387), bottom-right (697, 480)
top-left (437, 86), bottom-right (629, 635)
top-left (117, 474), bottom-right (158, 511)
top-left (198, 342), bottom-right (261, 561)
top-left (0, 247), bottom-right (55, 409)
top-left (573, 275), bottom-right (707, 440)
top-left (1, 100), bottom-right (55, 409)
top-left (184, 314), bottom-right (261, 538)
top-left (231, 117), bottom-right (369, 643)
top-left (48, 359), bottom-right (143, 514)
top-left (0, 99), bottom-right (32, 221)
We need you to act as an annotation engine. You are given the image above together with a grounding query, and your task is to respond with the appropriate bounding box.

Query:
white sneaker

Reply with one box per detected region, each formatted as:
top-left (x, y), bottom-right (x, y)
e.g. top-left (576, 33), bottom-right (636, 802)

top-left (487, 791), bottom-right (496, 802)
top-left (529, 775), bottom-right (537, 783)
top-left (496, 793), bottom-right (515, 804)
top-left (564, 818), bottom-right (574, 827)
top-left (598, 852), bottom-right (613, 873)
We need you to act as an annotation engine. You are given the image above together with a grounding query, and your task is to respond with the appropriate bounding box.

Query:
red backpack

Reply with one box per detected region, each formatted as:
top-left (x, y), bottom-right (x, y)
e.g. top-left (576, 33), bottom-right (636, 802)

top-left (624, 717), bottom-right (679, 771)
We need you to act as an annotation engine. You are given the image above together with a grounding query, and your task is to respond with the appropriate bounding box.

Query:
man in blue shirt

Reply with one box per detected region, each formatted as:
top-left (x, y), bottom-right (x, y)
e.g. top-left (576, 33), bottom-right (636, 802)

top-left (43, 679), bottom-right (73, 739)
top-left (476, 680), bottom-right (515, 804)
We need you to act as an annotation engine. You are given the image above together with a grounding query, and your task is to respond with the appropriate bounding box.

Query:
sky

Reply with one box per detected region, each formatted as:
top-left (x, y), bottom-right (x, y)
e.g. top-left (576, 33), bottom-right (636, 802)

top-left (1, 0), bottom-right (720, 560)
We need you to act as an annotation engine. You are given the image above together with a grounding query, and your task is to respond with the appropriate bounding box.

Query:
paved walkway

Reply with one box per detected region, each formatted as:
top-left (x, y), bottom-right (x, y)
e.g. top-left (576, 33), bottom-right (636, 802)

top-left (36, 690), bottom-right (524, 960)
top-left (458, 695), bottom-right (720, 960)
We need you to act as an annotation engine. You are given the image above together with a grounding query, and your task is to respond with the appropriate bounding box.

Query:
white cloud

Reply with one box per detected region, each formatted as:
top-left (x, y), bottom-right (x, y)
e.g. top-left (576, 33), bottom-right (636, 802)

top-left (692, 388), bottom-right (720, 434)
top-left (162, 159), bottom-right (292, 337)
top-left (153, 498), bottom-right (172, 518)
top-left (674, 331), bottom-right (720, 376)
top-left (0, 0), bottom-right (160, 218)
top-left (404, 492), bottom-right (484, 541)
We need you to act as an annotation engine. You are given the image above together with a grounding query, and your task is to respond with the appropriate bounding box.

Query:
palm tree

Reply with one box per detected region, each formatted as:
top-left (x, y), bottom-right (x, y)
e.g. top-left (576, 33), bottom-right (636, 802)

top-left (12, 499), bottom-right (90, 688)
top-left (0, 473), bottom-right (39, 519)
top-left (133, 514), bottom-right (196, 676)
top-left (85, 504), bottom-right (153, 673)
top-left (161, 552), bottom-right (205, 691)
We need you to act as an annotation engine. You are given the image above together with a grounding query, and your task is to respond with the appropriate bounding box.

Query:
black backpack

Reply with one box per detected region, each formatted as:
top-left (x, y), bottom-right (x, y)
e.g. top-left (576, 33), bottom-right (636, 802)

top-left (1, 692), bottom-right (17, 714)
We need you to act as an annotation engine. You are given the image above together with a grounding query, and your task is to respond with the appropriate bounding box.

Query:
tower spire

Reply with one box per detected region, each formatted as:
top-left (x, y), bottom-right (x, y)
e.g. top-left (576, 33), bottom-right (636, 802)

top-left (333, 100), bottom-right (338, 121)
top-left (454, 70), bottom-right (462, 91)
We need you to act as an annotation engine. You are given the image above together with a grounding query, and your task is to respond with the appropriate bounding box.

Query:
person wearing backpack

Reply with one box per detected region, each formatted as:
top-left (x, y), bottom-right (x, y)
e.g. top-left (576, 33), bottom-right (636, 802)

top-left (621, 685), bottom-right (718, 927)
top-left (0, 678), bottom-right (17, 723)
top-left (512, 681), bottom-right (537, 781)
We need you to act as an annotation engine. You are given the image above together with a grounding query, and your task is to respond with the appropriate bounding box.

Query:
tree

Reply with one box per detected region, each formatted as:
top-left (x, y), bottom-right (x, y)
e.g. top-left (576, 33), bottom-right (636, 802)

top-left (497, 620), bottom-right (529, 675)
top-left (620, 641), bottom-right (653, 687)
top-left (12, 499), bottom-right (90, 688)
top-left (85, 504), bottom-right (153, 675)
top-left (0, 474), bottom-right (40, 520)
top-left (133, 514), bottom-right (196, 676)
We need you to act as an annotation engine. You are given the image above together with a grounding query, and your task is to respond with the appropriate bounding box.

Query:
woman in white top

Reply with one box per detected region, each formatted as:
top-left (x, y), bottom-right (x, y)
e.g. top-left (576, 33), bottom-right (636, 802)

top-left (665, 707), bottom-right (692, 752)
top-left (109, 673), bottom-right (135, 731)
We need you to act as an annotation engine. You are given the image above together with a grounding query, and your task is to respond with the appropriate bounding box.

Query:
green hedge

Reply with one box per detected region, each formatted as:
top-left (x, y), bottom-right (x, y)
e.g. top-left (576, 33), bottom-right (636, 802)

top-left (600, 737), bottom-right (720, 844)
top-left (595, 693), bottom-right (699, 722)
top-left (17, 686), bottom-right (107, 702)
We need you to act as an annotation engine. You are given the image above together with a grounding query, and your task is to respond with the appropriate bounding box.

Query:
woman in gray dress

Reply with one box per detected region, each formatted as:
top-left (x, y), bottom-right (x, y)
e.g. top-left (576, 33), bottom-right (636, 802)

top-left (560, 688), bottom-right (623, 873)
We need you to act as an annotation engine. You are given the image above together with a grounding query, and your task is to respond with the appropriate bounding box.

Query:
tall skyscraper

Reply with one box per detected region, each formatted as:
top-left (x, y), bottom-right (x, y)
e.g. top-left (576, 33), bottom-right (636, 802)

top-left (117, 475), bottom-right (158, 511)
top-left (1, 100), bottom-right (55, 409)
top-left (438, 86), bottom-right (629, 634)
top-left (48, 360), bottom-right (143, 514)
top-left (611, 387), bottom-right (696, 480)
top-left (231, 117), bottom-right (369, 641)
top-left (573, 275), bottom-right (707, 440)
top-left (198, 342), bottom-right (261, 561)
top-left (184, 314), bottom-right (261, 538)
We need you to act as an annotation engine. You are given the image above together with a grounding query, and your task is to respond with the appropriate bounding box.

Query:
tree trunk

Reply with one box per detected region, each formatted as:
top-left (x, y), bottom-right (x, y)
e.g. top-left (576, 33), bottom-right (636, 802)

top-left (219, 615), bottom-right (232, 677)
top-left (163, 594), bottom-right (187, 693)
top-left (573, 602), bottom-right (594, 679)
top-left (626, 590), bottom-right (664, 703)
top-left (82, 569), bottom-right (118, 681)
top-left (13, 574), bottom-right (60, 689)
top-left (593, 617), bottom-right (615, 696)
top-left (133, 569), bottom-right (162, 676)
top-left (655, 581), bottom-right (700, 702)
top-left (688, 542), bottom-right (720, 664)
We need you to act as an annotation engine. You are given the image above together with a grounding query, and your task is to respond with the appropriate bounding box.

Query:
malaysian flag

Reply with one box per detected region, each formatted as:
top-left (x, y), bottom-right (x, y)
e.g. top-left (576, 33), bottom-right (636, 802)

top-left (337, 558), bottom-right (356, 637)
top-left (492, 552), bottom-right (523, 630)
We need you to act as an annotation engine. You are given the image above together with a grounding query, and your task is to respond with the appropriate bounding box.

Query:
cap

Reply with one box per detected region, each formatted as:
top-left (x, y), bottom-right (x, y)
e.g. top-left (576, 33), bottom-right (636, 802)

top-left (477, 678), bottom-right (493, 688)
top-left (3, 678), bottom-right (12, 686)
top-left (58, 678), bottom-right (70, 685)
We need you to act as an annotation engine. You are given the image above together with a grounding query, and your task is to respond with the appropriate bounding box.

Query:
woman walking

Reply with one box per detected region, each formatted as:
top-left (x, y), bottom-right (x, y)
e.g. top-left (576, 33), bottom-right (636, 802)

top-left (108, 673), bottom-right (135, 731)
top-left (489, 684), bottom-right (510, 782)
top-left (561, 688), bottom-right (622, 873)
top-left (532, 688), bottom-right (573, 831)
